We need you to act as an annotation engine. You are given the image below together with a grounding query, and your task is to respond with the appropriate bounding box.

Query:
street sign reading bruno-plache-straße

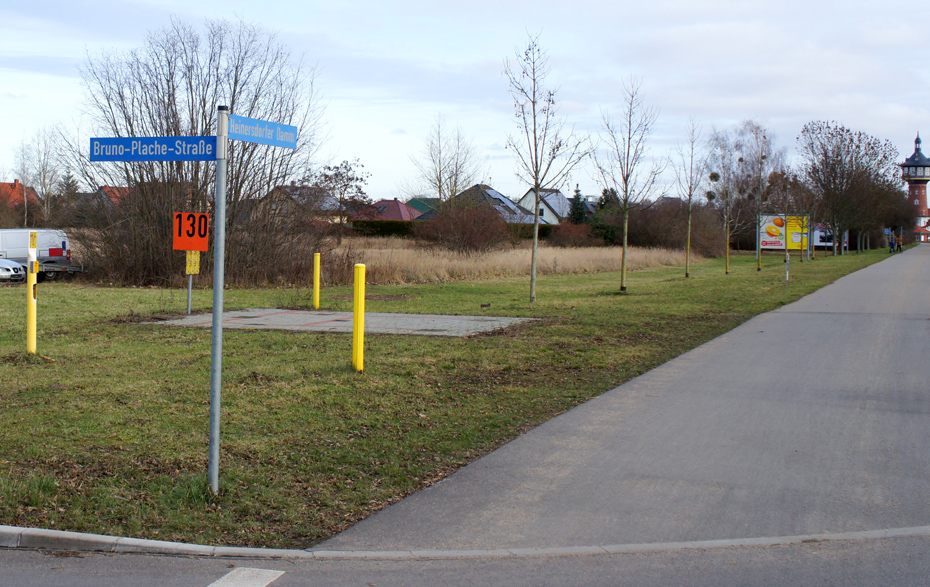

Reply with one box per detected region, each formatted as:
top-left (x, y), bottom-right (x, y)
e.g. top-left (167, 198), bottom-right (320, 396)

top-left (90, 136), bottom-right (217, 161)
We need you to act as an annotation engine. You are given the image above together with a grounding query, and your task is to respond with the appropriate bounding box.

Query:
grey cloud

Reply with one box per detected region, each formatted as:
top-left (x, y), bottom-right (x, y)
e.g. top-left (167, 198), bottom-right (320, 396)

top-left (0, 55), bottom-right (82, 78)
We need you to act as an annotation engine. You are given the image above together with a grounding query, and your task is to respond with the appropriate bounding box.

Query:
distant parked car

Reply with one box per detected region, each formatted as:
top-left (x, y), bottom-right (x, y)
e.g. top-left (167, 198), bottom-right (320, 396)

top-left (0, 259), bottom-right (26, 283)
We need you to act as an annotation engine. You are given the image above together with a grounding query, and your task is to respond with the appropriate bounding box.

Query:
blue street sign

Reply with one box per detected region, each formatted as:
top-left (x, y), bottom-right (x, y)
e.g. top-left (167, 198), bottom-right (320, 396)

top-left (228, 114), bottom-right (297, 149)
top-left (90, 137), bottom-right (217, 161)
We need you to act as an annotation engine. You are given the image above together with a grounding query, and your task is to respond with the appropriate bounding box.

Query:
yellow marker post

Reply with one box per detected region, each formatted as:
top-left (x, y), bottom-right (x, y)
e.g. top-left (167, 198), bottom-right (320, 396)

top-left (313, 253), bottom-right (321, 309)
top-left (352, 264), bottom-right (365, 372)
top-left (26, 231), bottom-right (37, 354)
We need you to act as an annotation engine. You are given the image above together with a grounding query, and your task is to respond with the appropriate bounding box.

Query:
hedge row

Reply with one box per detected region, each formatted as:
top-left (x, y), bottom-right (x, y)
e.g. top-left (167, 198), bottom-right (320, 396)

top-left (350, 219), bottom-right (553, 240)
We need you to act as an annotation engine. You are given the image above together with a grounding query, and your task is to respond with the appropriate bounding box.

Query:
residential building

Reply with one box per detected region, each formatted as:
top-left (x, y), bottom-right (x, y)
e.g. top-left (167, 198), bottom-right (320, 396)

top-left (517, 188), bottom-right (571, 224)
top-left (406, 197), bottom-right (442, 216)
top-left (353, 198), bottom-right (422, 221)
top-left (0, 179), bottom-right (41, 225)
top-left (451, 184), bottom-right (539, 224)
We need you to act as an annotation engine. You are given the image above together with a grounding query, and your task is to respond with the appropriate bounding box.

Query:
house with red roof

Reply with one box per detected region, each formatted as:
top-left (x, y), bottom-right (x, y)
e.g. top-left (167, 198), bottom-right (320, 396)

top-left (97, 185), bottom-right (134, 207)
top-left (0, 179), bottom-right (41, 220)
top-left (353, 198), bottom-right (422, 221)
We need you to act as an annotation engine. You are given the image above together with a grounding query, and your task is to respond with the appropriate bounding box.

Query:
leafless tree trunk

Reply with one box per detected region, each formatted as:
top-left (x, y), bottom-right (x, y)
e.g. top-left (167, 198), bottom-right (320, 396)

top-left (13, 140), bottom-right (33, 227)
top-left (411, 114), bottom-right (483, 201)
top-left (674, 118), bottom-right (705, 278)
top-left (23, 127), bottom-right (63, 224)
top-left (706, 131), bottom-right (741, 274)
top-left (505, 33), bottom-right (588, 303)
top-left (733, 120), bottom-right (785, 270)
top-left (594, 78), bottom-right (665, 291)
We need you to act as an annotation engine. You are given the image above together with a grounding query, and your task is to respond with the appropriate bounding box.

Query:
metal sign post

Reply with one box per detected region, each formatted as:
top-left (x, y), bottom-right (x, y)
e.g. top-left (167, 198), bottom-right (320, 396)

top-left (205, 110), bottom-right (297, 494)
top-left (185, 251), bottom-right (200, 314)
top-left (91, 109), bottom-right (295, 495)
top-left (208, 106), bottom-right (229, 494)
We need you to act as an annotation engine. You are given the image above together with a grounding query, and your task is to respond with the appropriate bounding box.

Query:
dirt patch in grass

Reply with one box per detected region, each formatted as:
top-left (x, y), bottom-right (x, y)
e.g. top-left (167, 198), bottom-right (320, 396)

top-left (110, 309), bottom-right (198, 324)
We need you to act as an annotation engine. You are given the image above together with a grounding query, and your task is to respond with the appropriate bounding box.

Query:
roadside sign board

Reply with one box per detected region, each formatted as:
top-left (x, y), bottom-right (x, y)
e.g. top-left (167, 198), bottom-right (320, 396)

top-left (228, 114), bottom-right (297, 149)
top-left (760, 215), bottom-right (808, 250)
top-left (186, 250), bottom-right (201, 275)
top-left (173, 212), bottom-right (210, 251)
top-left (90, 137), bottom-right (217, 161)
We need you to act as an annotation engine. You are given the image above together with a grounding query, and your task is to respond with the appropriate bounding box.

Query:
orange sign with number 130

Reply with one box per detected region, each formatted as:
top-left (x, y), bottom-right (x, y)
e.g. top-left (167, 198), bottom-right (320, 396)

top-left (173, 212), bottom-right (210, 251)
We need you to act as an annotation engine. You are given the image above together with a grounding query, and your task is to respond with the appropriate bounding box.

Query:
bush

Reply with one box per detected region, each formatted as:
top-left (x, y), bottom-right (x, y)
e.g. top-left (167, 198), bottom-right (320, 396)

top-left (412, 200), bottom-right (509, 253)
top-left (548, 223), bottom-right (602, 247)
top-left (626, 199), bottom-right (724, 257)
top-left (507, 223), bottom-right (554, 241)
top-left (590, 207), bottom-right (624, 245)
top-left (351, 219), bottom-right (415, 238)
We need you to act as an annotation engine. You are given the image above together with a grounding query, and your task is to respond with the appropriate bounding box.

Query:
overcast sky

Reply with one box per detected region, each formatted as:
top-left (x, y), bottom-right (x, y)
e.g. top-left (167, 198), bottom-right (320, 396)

top-left (1, 0), bottom-right (927, 201)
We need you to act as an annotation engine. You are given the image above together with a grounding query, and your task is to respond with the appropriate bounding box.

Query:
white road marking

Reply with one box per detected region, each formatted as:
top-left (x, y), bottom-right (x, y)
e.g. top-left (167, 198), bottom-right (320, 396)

top-left (207, 567), bottom-right (285, 587)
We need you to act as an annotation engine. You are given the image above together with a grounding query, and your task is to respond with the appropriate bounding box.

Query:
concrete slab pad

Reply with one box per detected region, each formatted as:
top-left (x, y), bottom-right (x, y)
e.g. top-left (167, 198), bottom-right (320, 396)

top-left (158, 309), bottom-right (533, 337)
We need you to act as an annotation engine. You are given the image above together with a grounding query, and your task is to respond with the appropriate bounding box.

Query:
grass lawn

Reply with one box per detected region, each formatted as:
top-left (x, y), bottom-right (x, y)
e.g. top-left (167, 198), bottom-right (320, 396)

top-left (0, 249), bottom-right (891, 548)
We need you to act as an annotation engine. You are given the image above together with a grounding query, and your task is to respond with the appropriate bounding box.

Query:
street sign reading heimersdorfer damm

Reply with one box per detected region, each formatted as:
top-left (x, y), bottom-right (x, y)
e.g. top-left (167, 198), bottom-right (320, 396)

top-left (227, 114), bottom-right (298, 149)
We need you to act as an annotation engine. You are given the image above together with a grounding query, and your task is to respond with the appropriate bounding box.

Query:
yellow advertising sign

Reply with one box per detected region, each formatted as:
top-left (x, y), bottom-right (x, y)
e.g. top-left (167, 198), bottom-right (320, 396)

top-left (186, 250), bottom-right (201, 275)
top-left (760, 215), bottom-right (809, 250)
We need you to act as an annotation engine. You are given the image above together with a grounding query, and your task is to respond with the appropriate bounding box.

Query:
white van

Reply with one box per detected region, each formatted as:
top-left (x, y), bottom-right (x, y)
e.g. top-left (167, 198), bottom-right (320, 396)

top-left (0, 229), bottom-right (81, 281)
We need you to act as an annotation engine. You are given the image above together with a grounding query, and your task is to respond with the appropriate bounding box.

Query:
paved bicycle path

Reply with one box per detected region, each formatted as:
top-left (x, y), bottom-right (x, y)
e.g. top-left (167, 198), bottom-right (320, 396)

top-left (317, 245), bottom-right (930, 553)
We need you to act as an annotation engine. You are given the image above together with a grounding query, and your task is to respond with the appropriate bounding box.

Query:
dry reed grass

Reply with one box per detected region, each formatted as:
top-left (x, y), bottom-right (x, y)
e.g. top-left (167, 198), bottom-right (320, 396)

top-left (338, 237), bottom-right (694, 285)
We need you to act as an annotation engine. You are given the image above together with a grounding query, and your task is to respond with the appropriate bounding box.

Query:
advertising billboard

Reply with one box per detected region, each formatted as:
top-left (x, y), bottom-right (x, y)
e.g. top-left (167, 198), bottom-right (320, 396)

top-left (812, 224), bottom-right (848, 248)
top-left (760, 215), bottom-right (809, 250)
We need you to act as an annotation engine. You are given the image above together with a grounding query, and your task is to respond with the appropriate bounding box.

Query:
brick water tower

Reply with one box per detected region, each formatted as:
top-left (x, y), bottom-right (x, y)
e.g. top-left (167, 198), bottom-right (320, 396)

top-left (901, 133), bottom-right (930, 242)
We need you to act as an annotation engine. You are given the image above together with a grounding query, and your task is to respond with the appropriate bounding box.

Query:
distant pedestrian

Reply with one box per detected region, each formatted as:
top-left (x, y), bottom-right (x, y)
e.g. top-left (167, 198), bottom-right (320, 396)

top-left (890, 234), bottom-right (896, 253)
top-left (896, 235), bottom-right (903, 253)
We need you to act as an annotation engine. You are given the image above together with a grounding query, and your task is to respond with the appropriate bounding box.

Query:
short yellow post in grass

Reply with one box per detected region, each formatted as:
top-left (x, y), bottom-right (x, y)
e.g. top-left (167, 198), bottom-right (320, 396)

top-left (352, 263), bottom-right (365, 372)
top-left (313, 253), bottom-right (321, 309)
top-left (26, 231), bottom-right (37, 354)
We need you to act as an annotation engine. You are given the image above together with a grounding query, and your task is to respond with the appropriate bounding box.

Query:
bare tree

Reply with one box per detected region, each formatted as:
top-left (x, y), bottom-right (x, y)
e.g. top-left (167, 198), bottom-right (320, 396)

top-left (797, 121), bottom-right (901, 256)
top-left (673, 117), bottom-right (705, 278)
top-left (411, 114), bottom-right (483, 201)
top-left (732, 120), bottom-right (785, 269)
top-left (505, 33), bottom-right (588, 302)
top-left (24, 127), bottom-right (64, 224)
top-left (593, 77), bottom-right (665, 291)
top-left (13, 139), bottom-right (33, 226)
top-left (706, 130), bottom-right (741, 274)
top-left (65, 17), bottom-right (323, 284)
top-left (304, 159), bottom-right (371, 244)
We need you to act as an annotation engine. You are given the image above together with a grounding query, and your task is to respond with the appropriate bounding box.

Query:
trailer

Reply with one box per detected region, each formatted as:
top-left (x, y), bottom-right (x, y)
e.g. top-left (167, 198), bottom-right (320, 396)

top-left (0, 229), bottom-right (83, 281)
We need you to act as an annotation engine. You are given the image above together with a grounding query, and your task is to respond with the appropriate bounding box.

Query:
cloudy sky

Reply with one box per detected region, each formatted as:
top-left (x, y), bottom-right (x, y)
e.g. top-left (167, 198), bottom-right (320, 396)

top-left (1, 0), bottom-right (927, 201)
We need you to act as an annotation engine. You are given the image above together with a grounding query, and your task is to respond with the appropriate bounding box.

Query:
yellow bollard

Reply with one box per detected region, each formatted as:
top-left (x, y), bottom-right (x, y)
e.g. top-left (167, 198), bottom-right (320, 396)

top-left (26, 231), bottom-right (37, 355)
top-left (313, 253), bottom-right (321, 310)
top-left (352, 264), bottom-right (365, 372)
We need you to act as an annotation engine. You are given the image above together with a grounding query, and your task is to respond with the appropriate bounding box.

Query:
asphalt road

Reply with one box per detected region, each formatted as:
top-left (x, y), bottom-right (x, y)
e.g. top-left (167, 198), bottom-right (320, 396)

top-left (2, 246), bottom-right (929, 585)
top-left (2, 536), bottom-right (929, 586)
